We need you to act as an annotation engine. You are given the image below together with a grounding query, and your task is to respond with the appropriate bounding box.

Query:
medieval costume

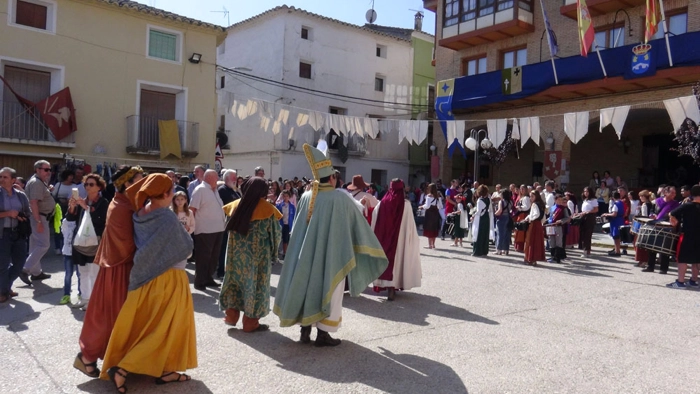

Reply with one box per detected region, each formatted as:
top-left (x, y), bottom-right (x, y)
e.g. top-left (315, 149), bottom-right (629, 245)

top-left (524, 203), bottom-right (546, 265)
top-left (371, 179), bottom-right (421, 301)
top-left (74, 166), bottom-right (142, 379)
top-left (273, 141), bottom-right (388, 346)
top-left (547, 201), bottom-right (570, 264)
top-left (220, 177), bottom-right (282, 332)
top-left (471, 196), bottom-right (494, 257)
top-left (100, 175), bottom-right (196, 387)
top-left (514, 194), bottom-right (531, 252)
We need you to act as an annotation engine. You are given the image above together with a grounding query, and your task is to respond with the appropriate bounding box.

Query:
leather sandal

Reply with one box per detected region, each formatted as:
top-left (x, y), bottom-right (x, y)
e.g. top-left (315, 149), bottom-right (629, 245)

top-left (155, 371), bottom-right (191, 385)
top-left (107, 367), bottom-right (128, 393)
top-left (73, 352), bottom-right (100, 378)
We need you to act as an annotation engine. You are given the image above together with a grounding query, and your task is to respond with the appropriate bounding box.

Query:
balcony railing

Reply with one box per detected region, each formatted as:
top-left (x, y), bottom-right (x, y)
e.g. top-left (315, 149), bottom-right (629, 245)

top-left (560, 0), bottom-right (646, 19)
top-left (126, 115), bottom-right (199, 157)
top-left (0, 100), bottom-right (75, 145)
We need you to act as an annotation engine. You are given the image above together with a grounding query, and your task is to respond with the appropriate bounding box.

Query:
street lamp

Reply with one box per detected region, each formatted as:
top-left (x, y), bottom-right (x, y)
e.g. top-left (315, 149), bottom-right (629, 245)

top-left (465, 129), bottom-right (491, 183)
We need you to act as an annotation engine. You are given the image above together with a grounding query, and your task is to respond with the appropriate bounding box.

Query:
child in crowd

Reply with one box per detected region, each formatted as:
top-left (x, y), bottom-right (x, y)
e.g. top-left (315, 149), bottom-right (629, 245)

top-left (276, 190), bottom-right (296, 259)
top-left (171, 191), bottom-right (195, 234)
top-left (59, 218), bottom-right (80, 305)
top-left (602, 191), bottom-right (624, 256)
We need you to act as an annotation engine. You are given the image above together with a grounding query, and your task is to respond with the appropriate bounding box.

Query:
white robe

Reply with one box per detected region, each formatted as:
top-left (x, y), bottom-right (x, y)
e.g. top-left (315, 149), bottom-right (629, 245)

top-left (371, 201), bottom-right (422, 291)
top-left (471, 198), bottom-right (495, 243)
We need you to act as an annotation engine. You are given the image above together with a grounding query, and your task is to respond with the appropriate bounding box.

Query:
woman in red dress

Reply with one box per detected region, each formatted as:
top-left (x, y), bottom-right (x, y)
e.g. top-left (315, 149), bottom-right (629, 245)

top-left (513, 185), bottom-right (531, 252)
top-left (523, 190), bottom-right (546, 266)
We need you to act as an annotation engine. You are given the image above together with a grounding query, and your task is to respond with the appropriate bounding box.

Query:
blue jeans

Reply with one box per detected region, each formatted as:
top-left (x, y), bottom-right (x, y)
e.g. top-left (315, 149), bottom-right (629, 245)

top-left (0, 229), bottom-right (28, 296)
top-left (63, 255), bottom-right (81, 297)
top-left (54, 231), bottom-right (63, 251)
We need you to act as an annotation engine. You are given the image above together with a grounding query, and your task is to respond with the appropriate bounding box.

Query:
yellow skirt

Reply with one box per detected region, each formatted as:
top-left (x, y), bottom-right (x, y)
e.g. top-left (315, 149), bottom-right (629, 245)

top-left (100, 268), bottom-right (197, 380)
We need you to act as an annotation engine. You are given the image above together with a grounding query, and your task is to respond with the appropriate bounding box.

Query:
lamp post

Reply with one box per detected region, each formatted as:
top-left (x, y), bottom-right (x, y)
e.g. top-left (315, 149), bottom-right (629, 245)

top-left (464, 129), bottom-right (492, 183)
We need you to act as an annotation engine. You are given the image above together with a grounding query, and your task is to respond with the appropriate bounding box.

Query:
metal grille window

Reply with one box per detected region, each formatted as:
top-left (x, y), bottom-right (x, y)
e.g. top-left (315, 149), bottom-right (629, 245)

top-left (148, 29), bottom-right (178, 61)
top-left (375, 77), bottom-right (384, 92)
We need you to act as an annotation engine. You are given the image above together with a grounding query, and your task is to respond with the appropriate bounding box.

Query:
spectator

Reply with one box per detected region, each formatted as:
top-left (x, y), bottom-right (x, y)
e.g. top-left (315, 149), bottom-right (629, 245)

top-left (52, 169), bottom-right (75, 255)
top-left (187, 165), bottom-right (205, 196)
top-left (190, 170), bottom-right (226, 291)
top-left (589, 171), bottom-right (601, 190)
top-left (0, 167), bottom-right (31, 303)
top-left (275, 190), bottom-right (295, 259)
top-left (20, 160), bottom-right (55, 284)
top-left (254, 166), bottom-right (265, 178)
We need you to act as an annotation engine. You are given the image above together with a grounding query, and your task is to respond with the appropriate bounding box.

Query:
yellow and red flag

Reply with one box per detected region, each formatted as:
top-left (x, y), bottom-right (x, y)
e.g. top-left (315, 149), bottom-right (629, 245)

top-left (577, 0), bottom-right (595, 57)
top-left (645, 0), bottom-right (662, 43)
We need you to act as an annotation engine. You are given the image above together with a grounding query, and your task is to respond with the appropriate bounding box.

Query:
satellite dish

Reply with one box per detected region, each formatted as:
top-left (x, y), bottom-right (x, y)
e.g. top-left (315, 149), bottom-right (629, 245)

top-left (365, 9), bottom-right (377, 24)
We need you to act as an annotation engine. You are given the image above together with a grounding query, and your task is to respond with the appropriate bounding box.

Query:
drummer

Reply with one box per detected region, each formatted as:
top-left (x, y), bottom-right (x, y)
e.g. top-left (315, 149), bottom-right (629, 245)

top-left (601, 191), bottom-right (625, 257)
top-left (642, 186), bottom-right (679, 274)
top-left (633, 190), bottom-right (654, 267)
top-left (666, 185), bottom-right (700, 289)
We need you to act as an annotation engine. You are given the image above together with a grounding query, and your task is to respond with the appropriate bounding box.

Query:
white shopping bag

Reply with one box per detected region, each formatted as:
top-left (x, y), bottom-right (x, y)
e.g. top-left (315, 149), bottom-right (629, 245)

top-left (73, 210), bottom-right (98, 247)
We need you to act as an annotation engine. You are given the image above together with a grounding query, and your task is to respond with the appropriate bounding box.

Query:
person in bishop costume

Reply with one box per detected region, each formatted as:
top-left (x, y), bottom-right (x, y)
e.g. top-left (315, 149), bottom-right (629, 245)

top-left (371, 179), bottom-right (422, 301)
top-left (273, 141), bottom-right (388, 347)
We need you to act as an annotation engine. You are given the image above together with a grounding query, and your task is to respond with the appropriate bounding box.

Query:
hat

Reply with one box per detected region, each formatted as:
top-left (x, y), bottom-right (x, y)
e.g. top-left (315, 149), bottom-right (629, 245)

top-left (347, 175), bottom-right (369, 191)
top-left (303, 140), bottom-right (334, 180)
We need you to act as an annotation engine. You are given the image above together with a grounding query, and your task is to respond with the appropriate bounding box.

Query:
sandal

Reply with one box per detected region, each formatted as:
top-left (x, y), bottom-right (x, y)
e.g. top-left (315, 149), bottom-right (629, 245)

top-left (73, 352), bottom-right (100, 378)
top-left (156, 371), bottom-right (191, 385)
top-left (107, 367), bottom-right (128, 393)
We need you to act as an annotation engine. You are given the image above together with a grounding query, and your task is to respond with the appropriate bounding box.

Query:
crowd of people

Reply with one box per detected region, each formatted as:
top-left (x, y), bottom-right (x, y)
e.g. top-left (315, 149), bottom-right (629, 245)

top-left (0, 146), bottom-right (427, 392)
top-left (3, 154), bottom-right (700, 391)
top-left (411, 174), bottom-right (700, 289)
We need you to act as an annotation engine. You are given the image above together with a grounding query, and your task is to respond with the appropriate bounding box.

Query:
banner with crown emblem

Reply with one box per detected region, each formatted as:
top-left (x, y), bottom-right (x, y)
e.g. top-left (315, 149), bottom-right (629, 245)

top-left (625, 43), bottom-right (658, 79)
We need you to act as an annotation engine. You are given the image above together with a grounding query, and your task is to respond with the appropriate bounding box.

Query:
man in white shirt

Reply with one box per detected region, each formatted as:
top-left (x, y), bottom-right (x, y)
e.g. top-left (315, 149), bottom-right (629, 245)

top-left (187, 165), bottom-right (206, 196)
top-left (543, 181), bottom-right (556, 217)
top-left (190, 169), bottom-right (226, 290)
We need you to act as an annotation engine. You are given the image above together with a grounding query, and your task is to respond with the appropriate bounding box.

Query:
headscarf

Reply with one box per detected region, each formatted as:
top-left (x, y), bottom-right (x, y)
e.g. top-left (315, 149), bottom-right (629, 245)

top-left (374, 179), bottom-right (405, 279)
top-left (113, 166), bottom-right (143, 191)
top-left (125, 173), bottom-right (173, 210)
top-left (227, 177), bottom-right (269, 235)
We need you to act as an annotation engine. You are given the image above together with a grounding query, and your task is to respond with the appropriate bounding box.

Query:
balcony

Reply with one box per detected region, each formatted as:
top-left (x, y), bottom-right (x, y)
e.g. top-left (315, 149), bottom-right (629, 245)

top-left (440, 2), bottom-right (535, 50)
top-left (126, 115), bottom-right (199, 157)
top-left (0, 101), bottom-right (75, 147)
top-left (560, 0), bottom-right (646, 20)
top-left (423, 0), bottom-right (437, 12)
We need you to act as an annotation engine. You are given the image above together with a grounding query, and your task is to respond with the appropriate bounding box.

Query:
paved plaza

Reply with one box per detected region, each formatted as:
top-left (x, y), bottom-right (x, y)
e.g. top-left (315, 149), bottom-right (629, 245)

top-left (2, 236), bottom-right (699, 393)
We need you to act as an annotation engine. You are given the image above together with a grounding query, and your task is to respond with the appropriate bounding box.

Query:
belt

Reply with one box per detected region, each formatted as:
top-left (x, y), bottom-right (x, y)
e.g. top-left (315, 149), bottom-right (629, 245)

top-left (39, 212), bottom-right (54, 218)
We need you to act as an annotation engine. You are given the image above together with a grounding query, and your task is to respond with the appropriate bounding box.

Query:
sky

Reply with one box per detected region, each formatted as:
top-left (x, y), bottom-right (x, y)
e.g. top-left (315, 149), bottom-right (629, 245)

top-left (143, 0), bottom-right (435, 33)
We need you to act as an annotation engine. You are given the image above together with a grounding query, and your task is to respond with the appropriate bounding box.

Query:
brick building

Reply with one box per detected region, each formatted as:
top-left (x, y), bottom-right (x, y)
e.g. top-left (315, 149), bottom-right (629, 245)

top-left (423, 0), bottom-right (700, 192)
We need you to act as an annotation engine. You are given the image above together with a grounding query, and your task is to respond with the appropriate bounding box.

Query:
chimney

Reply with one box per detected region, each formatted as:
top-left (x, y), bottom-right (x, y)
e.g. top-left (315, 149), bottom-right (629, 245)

top-left (414, 11), bottom-right (423, 31)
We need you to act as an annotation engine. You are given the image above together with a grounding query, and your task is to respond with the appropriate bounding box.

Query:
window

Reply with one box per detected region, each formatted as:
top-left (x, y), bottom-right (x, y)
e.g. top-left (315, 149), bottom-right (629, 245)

top-left (594, 25), bottom-right (625, 50)
top-left (652, 12), bottom-right (687, 40)
top-left (1, 65), bottom-right (51, 141)
top-left (327, 107), bottom-right (346, 149)
top-left (375, 76), bottom-right (385, 92)
top-left (444, 0), bottom-right (527, 27)
top-left (371, 169), bottom-right (387, 187)
top-left (376, 45), bottom-right (387, 58)
top-left (220, 76), bottom-right (225, 89)
top-left (134, 81), bottom-right (188, 152)
top-left (9, 0), bottom-right (56, 33)
top-left (301, 27), bottom-right (309, 39)
top-left (147, 26), bottom-right (182, 63)
top-left (299, 62), bottom-right (312, 79)
top-left (502, 47), bottom-right (526, 69)
top-left (427, 85), bottom-right (435, 119)
top-left (462, 55), bottom-right (487, 76)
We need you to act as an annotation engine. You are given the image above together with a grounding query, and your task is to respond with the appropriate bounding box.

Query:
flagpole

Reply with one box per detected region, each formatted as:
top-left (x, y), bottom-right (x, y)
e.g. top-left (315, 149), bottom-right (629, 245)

top-left (658, 0), bottom-right (673, 66)
top-left (593, 40), bottom-right (608, 77)
top-left (539, 0), bottom-right (559, 84)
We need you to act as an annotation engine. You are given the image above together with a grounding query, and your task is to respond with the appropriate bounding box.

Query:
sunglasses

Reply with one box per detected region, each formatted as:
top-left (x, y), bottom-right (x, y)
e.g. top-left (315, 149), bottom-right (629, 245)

top-left (40, 168), bottom-right (51, 172)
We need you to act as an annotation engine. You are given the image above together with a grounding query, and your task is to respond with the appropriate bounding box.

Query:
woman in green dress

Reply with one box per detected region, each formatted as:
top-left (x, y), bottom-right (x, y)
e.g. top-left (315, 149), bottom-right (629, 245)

top-left (220, 177), bottom-right (282, 332)
top-left (471, 185), bottom-right (494, 257)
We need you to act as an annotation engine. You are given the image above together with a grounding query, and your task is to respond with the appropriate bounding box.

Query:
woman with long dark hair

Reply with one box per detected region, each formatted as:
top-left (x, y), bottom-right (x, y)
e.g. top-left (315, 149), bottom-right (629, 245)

top-left (523, 190), bottom-right (546, 266)
top-left (220, 177), bottom-right (282, 332)
top-left (565, 192), bottom-right (580, 249)
top-left (513, 184), bottom-right (530, 252)
top-left (471, 185), bottom-right (494, 257)
top-left (494, 189), bottom-right (512, 255)
top-left (418, 183), bottom-right (441, 249)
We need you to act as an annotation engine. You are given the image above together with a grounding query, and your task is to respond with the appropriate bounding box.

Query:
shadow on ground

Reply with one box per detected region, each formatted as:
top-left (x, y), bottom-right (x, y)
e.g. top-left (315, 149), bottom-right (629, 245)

top-left (230, 330), bottom-right (469, 394)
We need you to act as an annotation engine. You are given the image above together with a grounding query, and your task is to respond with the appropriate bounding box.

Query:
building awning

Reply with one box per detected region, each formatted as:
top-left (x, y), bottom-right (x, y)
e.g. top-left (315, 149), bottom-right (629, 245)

top-left (435, 31), bottom-right (700, 118)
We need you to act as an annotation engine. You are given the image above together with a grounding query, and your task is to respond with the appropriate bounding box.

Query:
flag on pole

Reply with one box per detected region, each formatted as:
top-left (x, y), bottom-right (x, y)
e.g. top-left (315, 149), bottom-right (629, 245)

top-left (645, 0), bottom-right (662, 43)
top-left (541, 1), bottom-right (558, 57)
top-left (577, 0), bottom-right (595, 57)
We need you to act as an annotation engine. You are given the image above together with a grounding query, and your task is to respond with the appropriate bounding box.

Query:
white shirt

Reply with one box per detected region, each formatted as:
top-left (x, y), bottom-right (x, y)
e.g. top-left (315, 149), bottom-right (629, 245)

top-left (421, 195), bottom-right (440, 210)
top-left (189, 183), bottom-right (225, 234)
top-left (567, 200), bottom-right (577, 214)
top-left (581, 199), bottom-right (597, 213)
top-left (517, 196), bottom-right (531, 211)
top-left (528, 203), bottom-right (541, 221)
top-left (544, 191), bottom-right (555, 212)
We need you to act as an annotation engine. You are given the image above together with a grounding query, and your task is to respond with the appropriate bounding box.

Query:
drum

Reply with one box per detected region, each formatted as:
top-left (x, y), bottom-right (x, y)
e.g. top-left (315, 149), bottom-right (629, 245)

top-left (602, 223), bottom-right (610, 234)
top-left (545, 225), bottom-right (557, 236)
top-left (596, 216), bottom-right (607, 224)
top-left (635, 222), bottom-right (679, 256)
top-left (631, 217), bottom-right (652, 234)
